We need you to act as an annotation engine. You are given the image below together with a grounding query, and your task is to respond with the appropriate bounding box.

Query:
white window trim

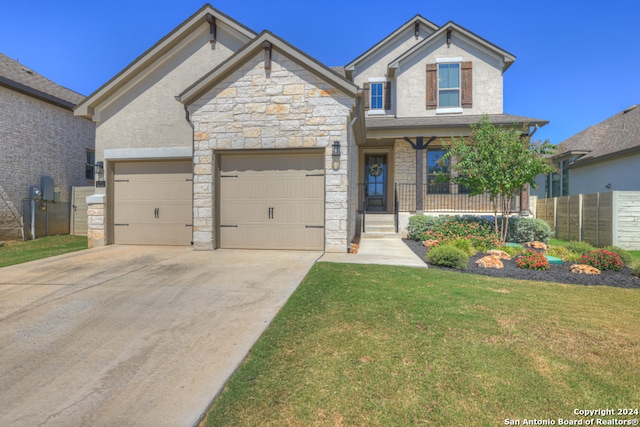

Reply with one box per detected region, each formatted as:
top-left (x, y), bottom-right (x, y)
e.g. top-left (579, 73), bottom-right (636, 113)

top-left (436, 57), bottom-right (464, 63)
top-left (436, 107), bottom-right (463, 115)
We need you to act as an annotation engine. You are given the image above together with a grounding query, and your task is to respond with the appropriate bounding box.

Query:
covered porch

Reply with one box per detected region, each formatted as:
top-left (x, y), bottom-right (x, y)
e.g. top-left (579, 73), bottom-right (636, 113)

top-left (356, 114), bottom-right (548, 222)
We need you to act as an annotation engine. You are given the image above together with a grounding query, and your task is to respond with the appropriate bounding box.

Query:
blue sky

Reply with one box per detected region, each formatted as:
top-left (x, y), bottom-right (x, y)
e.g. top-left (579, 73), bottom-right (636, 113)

top-left (2, 0), bottom-right (639, 145)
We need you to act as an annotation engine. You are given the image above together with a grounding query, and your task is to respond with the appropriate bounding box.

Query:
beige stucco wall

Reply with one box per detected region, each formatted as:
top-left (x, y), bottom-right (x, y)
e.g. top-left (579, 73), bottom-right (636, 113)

top-left (0, 86), bottom-right (95, 240)
top-left (94, 22), bottom-right (246, 166)
top-left (351, 24), bottom-right (435, 113)
top-left (395, 34), bottom-right (504, 117)
top-left (188, 49), bottom-right (356, 252)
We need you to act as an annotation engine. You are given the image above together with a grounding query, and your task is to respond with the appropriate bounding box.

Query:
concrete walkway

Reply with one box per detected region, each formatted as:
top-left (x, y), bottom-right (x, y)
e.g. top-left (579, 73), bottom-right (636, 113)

top-left (319, 237), bottom-right (427, 268)
top-left (0, 246), bottom-right (320, 427)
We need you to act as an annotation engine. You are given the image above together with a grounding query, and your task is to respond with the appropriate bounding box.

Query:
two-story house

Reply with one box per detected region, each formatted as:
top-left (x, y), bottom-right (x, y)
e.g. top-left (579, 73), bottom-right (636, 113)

top-left (75, 4), bottom-right (546, 253)
top-left (347, 16), bottom-right (547, 220)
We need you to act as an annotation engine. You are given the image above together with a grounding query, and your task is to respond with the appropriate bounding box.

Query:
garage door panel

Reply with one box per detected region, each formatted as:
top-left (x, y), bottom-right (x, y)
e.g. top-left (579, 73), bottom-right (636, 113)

top-left (221, 225), bottom-right (323, 250)
top-left (114, 161), bottom-right (192, 246)
top-left (220, 153), bottom-right (324, 250)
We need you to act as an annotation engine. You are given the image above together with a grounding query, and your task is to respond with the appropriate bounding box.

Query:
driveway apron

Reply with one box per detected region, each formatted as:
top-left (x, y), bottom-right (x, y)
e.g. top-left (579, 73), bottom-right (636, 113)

top-left (0, 245), bottom-right (320, 427)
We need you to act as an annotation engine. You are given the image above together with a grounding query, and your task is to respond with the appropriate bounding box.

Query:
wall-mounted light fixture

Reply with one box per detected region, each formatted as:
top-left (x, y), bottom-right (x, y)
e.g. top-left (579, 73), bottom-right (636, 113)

top-left (95, 161), bottom-right (104, 175)
top-left (332, 141), bottom-right (341, 157)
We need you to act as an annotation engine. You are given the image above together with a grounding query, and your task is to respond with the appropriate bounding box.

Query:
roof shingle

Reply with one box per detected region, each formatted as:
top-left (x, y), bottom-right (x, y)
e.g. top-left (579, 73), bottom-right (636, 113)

top-left (0, 52), bottom-right (84, 108)
top-left (556, 105), bottom-right (640, 165)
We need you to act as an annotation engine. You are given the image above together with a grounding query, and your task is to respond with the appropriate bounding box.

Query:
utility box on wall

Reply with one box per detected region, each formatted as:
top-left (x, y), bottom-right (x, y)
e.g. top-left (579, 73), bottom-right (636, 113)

top-left (41, 177), bottom-right (54, 201)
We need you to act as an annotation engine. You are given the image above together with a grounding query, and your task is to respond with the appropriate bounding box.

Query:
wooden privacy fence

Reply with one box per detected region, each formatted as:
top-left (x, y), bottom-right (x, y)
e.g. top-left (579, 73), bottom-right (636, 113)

top-left (536, 191), bottom-right (640, 250)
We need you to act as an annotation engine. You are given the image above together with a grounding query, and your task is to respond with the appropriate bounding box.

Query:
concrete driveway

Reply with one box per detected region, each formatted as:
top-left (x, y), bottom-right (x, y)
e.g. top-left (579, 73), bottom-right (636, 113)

top-left (0, 245), bottom-right (320, 427)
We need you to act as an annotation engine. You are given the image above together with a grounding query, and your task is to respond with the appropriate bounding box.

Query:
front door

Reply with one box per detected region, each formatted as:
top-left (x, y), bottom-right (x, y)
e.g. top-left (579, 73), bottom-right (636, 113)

top-left (365, 155), bottom-right (387, 211)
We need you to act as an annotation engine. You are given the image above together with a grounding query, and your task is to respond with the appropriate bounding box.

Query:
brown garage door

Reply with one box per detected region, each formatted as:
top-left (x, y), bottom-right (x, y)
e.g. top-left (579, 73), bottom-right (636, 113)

top-left (113, 161), bottom-right (192, 245)
top-left (220, 152), bottom-right (324, 250)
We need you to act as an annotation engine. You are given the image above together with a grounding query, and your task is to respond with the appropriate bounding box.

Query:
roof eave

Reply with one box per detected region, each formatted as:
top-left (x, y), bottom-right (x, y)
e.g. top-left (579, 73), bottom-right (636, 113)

top-left (0, 76), bottom-right (76, 110)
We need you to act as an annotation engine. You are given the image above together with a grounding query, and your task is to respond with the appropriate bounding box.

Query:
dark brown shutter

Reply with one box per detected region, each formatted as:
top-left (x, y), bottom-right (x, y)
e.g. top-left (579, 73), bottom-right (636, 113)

top-left (426, 63), bottom-right (437, 110)
top-left (384, 81), bottom-right (391, 110)
top-left (461, 61), bottom-right (472, 108)
top-left (362, 82), bottom-right (370, 110)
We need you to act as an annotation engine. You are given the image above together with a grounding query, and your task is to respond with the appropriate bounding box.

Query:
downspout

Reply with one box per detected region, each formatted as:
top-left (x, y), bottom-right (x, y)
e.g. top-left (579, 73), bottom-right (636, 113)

top-left (183, 103), bottom-right (195, 246)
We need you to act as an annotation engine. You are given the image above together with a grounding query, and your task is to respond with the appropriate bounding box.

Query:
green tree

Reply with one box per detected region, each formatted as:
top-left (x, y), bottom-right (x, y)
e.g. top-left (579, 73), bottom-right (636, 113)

top-left (440, 115), bottom-right (555, 243)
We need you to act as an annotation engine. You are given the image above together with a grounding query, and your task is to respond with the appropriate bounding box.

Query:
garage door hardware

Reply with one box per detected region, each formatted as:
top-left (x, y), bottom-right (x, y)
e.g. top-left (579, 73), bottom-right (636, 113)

top-left (221, 225), bottom-right (238, 228)
top-left (115, 179), bottom-right (130, 182)
top-left (306, 173), bottom-right (325, 177)
top-left (186, 178), bottom-right (193, 181)
top-left (185, 224), bottom-right (193, 227)
top-left (220, 175), bottom-right (238, 178)
top-left (305, 225), bottom-right (325, 228)
top-left (154, 208), bottom-right (160, 218)
top-left (268, 207), bottom-right (274, 219)
top-left (115, 224), bottom-right (129, 226)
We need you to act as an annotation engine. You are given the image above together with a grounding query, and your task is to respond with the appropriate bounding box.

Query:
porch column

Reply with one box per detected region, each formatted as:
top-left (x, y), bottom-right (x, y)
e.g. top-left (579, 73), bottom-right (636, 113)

top-left (404, 136), bottom-right (435, 214)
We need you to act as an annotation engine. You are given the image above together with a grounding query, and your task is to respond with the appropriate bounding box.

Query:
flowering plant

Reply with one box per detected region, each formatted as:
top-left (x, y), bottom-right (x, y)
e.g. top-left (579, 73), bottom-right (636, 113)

top-left (579, 249), bottom-right (624, 271)
top-left (516, 252), bottom-right (550, 270)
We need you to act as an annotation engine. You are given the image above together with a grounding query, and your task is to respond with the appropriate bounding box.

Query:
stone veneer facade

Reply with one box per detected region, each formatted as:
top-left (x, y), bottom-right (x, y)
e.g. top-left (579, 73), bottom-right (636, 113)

top-left (188, 50), bottom-right (357, 252)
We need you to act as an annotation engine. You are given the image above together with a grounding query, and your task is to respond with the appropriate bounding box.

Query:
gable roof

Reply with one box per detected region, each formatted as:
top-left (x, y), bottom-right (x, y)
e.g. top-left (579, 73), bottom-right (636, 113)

top-left (0, 52), bottom-right (84, 109)
top-left (74, 3), bottom-right (257, 118)
top-left (388, 21), bottom-right (515, 74)
top-left (556, 105), bottom-right (640, 167)
top-left (178, 30), bottom-right (358, 106)
top-left (344, 15), bottom-right (439, 73)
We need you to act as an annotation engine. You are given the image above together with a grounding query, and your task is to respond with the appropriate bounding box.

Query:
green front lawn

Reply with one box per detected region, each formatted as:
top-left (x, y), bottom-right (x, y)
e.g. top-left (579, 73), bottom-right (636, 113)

top-left (202, 263), bottom-right (640, 426)
top-left (0, 235), bottom-right (88, 268)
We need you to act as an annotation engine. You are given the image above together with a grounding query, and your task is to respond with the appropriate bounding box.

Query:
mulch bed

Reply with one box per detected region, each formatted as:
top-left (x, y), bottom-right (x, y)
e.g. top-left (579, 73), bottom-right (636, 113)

top-left (403, 239), bottom-right (640, 289)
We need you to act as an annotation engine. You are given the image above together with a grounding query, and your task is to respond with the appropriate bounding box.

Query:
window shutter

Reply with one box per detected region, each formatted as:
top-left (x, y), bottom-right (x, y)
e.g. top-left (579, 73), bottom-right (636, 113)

top-left (362, 82), bottom-right (370, 110)
top-left (426, 63), bottom-right (437, 110)
top-left (384, 81), bottom-right (391, 110)
top-left (461, 61), bottom-right (472, 108)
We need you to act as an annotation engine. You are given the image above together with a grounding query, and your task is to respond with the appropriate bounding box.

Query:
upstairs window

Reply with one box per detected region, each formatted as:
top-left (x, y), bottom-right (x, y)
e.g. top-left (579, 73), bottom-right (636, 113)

top-left (426, 61), bottom-right (472, 111)
top-left (363, 80), bottom-right (391, 112)
top-left (438, 63), bottom-right (460, 108)
top-left (370, 82), bottom-right (384, 109)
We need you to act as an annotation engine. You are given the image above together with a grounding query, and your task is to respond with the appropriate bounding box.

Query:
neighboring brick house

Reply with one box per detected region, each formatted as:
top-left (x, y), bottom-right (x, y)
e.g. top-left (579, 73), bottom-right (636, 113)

top-left (0, 53), bottom-right (95, 240)
top-left (535, 104), bottom-right (640, 197)
top-left (75, 4), bottom-right (545, 252)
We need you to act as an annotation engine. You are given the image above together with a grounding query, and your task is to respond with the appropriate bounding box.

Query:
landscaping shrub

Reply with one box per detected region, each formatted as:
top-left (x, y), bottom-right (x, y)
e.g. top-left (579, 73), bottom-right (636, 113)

top-left (546, 245), bottom-right (580, 263)
top-left (450, 237), bottom-right (476, 256)
top-left (516, 252), bottom-right (550, 270)
top-left (579, 249), bottom-right (624, 272)
top-left (499, 244), bottom-right (527, 258)
top-left (632, 265), bottom-right (640, 278)
top-left (502, 217), bottom-right (552, 243)
top-left (426, 244), bottom-right (469, 270)
top-left (423, 216), bottom-right (499, 252)
top-left (566, 241), bottom-right (596, 256)
top-left (407, 215), bottom-right (443, 241)
top-left (604, 246), bottom-right (633, 266)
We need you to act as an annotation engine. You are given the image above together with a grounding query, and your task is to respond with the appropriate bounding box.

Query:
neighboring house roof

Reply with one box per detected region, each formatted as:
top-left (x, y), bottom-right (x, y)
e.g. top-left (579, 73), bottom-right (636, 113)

top-left (0, 52), bottom-right (84, 109)
top-left (387, 21), bottom-right (515, 75)
top-left (178, 31), bottom-right (359, 106)
top-left (344, 15), bottom-right (439, 73)
top-left (555, 105), bottom-right (640, 167)
top-left (75, 3), bottom-right (257, 118)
